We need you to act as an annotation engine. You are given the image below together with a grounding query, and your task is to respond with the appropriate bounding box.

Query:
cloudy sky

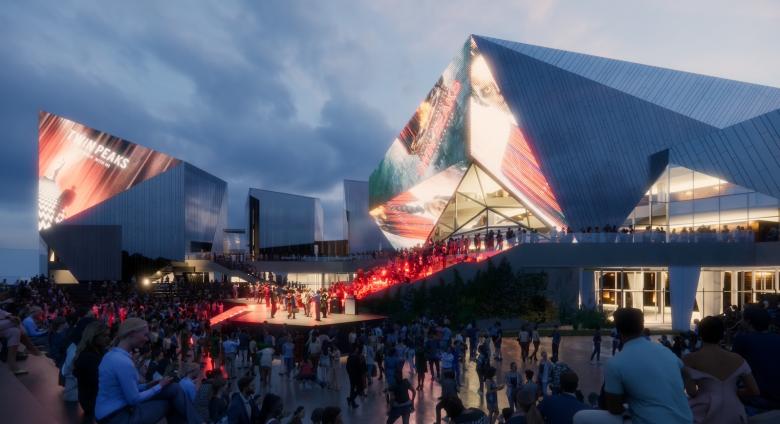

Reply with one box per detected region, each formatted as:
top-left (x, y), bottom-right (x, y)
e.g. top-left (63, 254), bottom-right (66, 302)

top-left (1, 0), bottom-right (779, 251)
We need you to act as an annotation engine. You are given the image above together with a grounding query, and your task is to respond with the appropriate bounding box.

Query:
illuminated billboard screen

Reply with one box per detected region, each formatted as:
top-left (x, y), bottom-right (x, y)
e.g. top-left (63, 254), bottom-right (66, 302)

top-left (468, 52), bottom-right (565, 228)
top-left (369, 42), bottom-right (470, 209)
top-left (38, 111), bottom-right (181, 230)
top-left (370, 164), bottom-right (466, 248)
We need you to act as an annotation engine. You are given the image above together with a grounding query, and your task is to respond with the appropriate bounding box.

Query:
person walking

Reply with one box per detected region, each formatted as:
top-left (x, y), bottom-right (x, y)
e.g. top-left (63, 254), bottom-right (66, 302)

top-left (530, 325), bottom-right (540, 361)
top-left (517, 326), bottom-right (530, 363)
top-left (346, 345), bottom-right (366, 409)
top-left (611, 327), bottom-right (621, 356)
top-left (590, 327), bottom-right (601, 364)
top-left (551, 326), bottom-right (561, 363)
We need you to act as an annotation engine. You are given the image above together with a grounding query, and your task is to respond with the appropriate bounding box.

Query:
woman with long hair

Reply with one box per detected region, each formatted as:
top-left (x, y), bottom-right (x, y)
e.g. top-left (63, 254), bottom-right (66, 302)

top-left (73, 321), bottom-right (110, 422)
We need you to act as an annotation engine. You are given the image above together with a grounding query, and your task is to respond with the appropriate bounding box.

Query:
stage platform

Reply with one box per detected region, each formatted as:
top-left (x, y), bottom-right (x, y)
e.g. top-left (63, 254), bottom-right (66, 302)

top-left (213, 298), bottom-right (386, 329)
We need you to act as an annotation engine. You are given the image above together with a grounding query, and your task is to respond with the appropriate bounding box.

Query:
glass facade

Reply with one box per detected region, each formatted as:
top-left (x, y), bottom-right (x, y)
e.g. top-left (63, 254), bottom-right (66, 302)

top-left (625, 164), bottom-right (780, 232)
top-left (431, 165), bottom-right (548, 241)
top-left (594, 268), bottom-right (780, 325)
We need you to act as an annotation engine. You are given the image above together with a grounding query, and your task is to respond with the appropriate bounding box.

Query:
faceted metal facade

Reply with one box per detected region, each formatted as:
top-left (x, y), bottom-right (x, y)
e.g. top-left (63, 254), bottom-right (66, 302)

top-left (248, 189), bottom-right (324, 251)
top-left (369, 35), bottom-right (780, 248)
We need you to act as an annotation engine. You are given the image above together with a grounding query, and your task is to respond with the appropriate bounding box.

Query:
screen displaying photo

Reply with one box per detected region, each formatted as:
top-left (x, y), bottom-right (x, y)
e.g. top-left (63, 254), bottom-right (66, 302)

top-left (38, 111), bottom-right (181, 230)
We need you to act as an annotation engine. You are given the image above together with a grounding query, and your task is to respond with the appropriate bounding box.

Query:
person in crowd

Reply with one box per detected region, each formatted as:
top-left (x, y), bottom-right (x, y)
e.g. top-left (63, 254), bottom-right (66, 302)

top-left (484, 366), bottom-right (504, 424)
top-left (517, 326), bottom-right (530, 363)
top-left (288, 406), bottom-right (305, 424)
top-left (491, 321), bottom-right (503, 361)
top-left (192, 370), bottom-right (221, 423)
top-left (538, 371), bottom-right (588, 424)
top-left (414, 340), bottom-right (427, 390)
top-left (237, 329), bottom-right (249, 367)
top-left (22, 306), bottom-right (49, 349)
top-left (683, 316), bottom-right (759, 424)
top-left (259, 342), bottom-right (275, 385)
top-left (223, 334), bottom-right (239, 378)
top-left (94, 317), bottom-right (201, 424)
top-left (281, 335), bottom-right (295, 377)
top-left (295, 358), bottom-right (317, 387)
top-left (321, 406), bottom-right (343, 424)
top-left (576, 307), bottom-right (691, 424)
top-left (551, 326), bottom-right (561, 363)
top-left (610, 328), bottom-right (620, 355)
top-left (537, 351), bottom-right (552, 397)
top-left (425, 333), bottom-right (441, 381)
top-left (329, 343), bottom-right (341, 390)
top-left (72, 321), bottom-right (110, 422)
top-left (346, 344), bottom-right (366, 409)
top-left (0, 307), bottom-right (43, 376)
top-left (256, 392), bottom-right (284, 424)
top-left (529, 325), bottom-right (540, 362)
top-left (504, 362), bottom-right (522, 413)
top-left (589, 327), bottom-right (601, 364)
top-left (178, 362), bottom-right (201, 402)
top-left (731, 306), bottom-right (780, 410)
top-left (209, 378), bottom-right (229, 423)
top-left (227, 376), bottom-right (260, 424)
top-left (507, 385), bottom-right (544, 424)
top-left (386, 375), bottom-right (415, 424)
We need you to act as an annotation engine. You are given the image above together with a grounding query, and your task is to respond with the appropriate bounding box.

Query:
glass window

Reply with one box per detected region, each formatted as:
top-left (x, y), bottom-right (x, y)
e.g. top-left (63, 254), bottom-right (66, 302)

top-left (693, 198), bottom-right (719, 226)
top-left (664, 275), bottom-right (671, 307)
top-left (749, 192), bottom-right (780, 220)
top-left (720, 181), bottom-right (752, 196)
top-left (643, 272), bottom-right (657, 307)
top-left (458, 166), bottom-right (485, 204)
top-left (669, 201), bottom-right (694, 227)
top-left (692, 171), bottom-right (721, 199)
top-left (755, 272), bottom-right (774, 291)
top-left (723, 272), bottom-right (732, 311)
top-left (602, 273), bottom-right (616, 290)
top-left (743, 272), bottom-right (753, 292)
top-left (669, 167), bottom-right (694, 202)
top-left (720, 194), bottom-right (748, 223)
top-left (652, 167), bottom-right (670, 203)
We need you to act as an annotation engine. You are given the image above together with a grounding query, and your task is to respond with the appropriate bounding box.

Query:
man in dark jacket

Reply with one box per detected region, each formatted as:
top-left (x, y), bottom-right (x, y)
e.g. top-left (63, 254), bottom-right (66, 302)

top-left (227, 376), bottom-right (260, 424)
top-left (346, 344), bottom-right (366, 408)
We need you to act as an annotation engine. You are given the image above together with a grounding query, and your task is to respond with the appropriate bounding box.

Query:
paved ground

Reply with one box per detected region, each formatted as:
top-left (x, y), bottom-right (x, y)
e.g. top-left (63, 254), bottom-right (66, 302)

top-left (249, 335), bottom-right (612, 424)
top-left (4, 335), bottom-right (621, 424)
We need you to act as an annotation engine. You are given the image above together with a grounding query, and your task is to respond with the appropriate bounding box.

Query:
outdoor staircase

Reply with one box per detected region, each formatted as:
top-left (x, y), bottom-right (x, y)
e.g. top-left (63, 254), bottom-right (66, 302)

top-left (185, 259), bottom-right (259, 283)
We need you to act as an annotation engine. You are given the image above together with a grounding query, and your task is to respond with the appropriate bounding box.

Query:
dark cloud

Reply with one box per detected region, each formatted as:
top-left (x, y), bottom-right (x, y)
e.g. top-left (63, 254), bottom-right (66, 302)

top-left (0, 1), bottom-right (395, 246)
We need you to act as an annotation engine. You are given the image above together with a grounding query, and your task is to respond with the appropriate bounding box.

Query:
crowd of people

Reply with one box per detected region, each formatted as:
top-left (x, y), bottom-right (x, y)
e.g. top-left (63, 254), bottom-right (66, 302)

top-left (3, 273), bottom-right (780, 424)
top-left (0, 277), bottom-right (351, 423)
top-left (544, 224), bottom-right (757, 244)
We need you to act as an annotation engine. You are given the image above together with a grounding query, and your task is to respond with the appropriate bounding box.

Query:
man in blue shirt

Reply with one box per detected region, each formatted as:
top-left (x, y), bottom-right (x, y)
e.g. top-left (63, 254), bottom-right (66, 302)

top-left (602, 308), bottom-right (692, 424)
top-left (538, 371), bottom-right (588, 424)
top-left (95, 318), bottom-right (201, 423)
top-left (22, 306), bottom-right (48, 349)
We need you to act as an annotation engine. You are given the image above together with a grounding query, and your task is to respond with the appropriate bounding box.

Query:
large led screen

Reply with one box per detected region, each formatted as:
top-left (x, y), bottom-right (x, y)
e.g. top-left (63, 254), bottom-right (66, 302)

top-left (370, 164), bottom-right (467, 248)
top-left (468, 51), bottom-right (566, 229)
top-left (38, 112), bottom-right (181, 230)
top-left (369, 42), bottom-right (471, 209)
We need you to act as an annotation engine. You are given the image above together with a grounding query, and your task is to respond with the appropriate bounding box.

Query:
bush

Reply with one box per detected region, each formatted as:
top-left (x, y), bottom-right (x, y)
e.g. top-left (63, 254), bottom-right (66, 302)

top-left (570, 308), bottom-right (611, 330)
top-left (365, 258), bottom-right (553, 325)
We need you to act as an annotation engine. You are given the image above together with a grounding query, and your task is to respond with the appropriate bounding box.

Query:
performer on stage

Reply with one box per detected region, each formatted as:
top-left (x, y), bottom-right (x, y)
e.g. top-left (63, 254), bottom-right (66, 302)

top-left (270, 289), bottom-right (278, 318)
top-left (314, 291), bottom-right (321, 322)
